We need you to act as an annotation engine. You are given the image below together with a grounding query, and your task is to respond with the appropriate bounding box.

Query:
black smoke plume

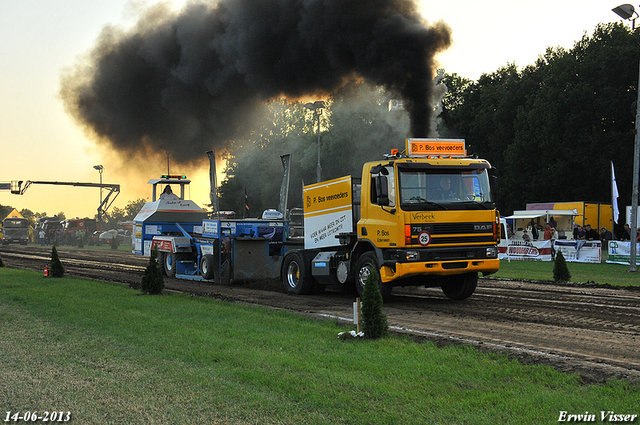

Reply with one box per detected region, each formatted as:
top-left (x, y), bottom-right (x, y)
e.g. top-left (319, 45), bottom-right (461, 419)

top-left (61, 0), bottom-right (451, 164)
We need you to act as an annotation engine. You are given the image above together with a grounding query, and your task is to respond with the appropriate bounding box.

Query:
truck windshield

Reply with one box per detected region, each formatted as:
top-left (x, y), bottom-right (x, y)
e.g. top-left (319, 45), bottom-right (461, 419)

top-left (398, 168), bottom-right (493, 210)
top-left (3, 219), bottom-right (28, 228)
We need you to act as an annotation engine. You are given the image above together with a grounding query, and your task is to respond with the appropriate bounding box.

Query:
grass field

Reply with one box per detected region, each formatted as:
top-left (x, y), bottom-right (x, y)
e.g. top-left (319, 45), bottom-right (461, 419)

top-left (493, 256), bottom-right (640, 286)
top-left (1, 268), bottom-right (638, 424)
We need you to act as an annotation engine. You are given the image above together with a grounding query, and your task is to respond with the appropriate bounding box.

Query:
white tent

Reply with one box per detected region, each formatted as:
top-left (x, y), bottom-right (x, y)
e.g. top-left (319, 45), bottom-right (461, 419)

top-left (505, 209), bottom-right (577, 240)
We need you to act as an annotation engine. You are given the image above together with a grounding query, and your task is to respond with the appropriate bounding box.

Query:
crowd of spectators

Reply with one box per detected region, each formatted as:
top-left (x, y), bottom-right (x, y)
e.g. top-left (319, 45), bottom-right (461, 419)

top-left (518, 216), bottom-right (636, 250)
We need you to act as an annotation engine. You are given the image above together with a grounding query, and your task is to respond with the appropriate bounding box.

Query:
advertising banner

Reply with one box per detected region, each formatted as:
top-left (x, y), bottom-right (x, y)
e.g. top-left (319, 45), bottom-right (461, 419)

top-left (554, 240), bottom-right (601, 263)
top-left (303, 176), bottom-right (353, 249)
top-left (606, 241), bottom-right (640, 265)
top-left (499, 239), bottom-right (602, 263)
top-left (498, 240), bottom-right (553, 261)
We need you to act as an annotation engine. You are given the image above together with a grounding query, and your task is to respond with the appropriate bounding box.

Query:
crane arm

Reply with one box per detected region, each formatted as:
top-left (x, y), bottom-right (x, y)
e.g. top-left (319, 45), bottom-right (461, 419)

top-left (4, 180), bottom-right (120, 223)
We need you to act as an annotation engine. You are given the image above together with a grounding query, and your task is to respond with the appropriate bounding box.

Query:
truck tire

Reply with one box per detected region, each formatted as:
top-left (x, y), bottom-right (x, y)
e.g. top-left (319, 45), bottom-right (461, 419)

top-left (282, 252), bottom-right (315, 295)
top-left (356, 252), bottom-right (393, 301)
top-left (163, 252), bottom-right (177, 277)
top-left (158, 252), bottom-right (168, 276)
top-left (200, 254), bottom-right (216, 280)
top-left (441, 273), bottom-right (477, 300)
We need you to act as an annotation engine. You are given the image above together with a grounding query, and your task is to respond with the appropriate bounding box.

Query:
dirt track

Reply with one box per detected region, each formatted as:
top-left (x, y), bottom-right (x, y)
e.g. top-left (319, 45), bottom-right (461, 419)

top-left (2, 244), bottom-right (639, 385)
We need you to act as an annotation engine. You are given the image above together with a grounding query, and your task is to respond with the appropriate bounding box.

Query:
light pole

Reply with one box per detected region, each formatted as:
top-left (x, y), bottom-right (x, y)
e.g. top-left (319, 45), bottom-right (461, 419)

top-left (304, 101), bottom-right (325, 183)
top-left (93, 165), bottom-right (104, 222)
top-left (613, 4), bottom-right (640, 271)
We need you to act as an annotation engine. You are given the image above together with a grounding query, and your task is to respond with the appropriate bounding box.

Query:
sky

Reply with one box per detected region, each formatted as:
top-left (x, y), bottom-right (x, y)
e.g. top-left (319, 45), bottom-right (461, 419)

top-left (0, 0), bottom-right (628, 219)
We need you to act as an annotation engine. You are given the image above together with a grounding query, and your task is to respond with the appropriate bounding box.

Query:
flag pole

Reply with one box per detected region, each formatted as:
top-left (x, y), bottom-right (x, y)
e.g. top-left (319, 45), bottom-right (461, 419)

top-left (630, 59), bottom-right (640, 272)
top-left (612, 161), bottom-right (619, 232)
top-left (612, 161), bottom-right (615, 234)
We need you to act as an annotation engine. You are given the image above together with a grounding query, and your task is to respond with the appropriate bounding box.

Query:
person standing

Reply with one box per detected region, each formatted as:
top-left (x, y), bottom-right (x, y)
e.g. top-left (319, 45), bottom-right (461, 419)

top-left (550, 226), bottom-right (559, 259)
top-left (39, 229), bottom-right (45, 246)
top-left (527, 220), bottom-right (539, 240)
top-left (600, 227), bottom-right (613, 250)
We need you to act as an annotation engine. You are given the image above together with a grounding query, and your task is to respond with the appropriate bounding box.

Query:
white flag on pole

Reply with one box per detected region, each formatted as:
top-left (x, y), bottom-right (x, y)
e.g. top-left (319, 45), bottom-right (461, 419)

top-left (612, 161), bottom-right (620, 224)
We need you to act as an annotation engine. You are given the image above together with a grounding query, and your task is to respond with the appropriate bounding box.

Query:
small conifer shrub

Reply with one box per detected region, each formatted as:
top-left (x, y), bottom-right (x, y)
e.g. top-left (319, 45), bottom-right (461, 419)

top-left (141, 247), bottom-right (164, 295)
top-left (50, 246), bottom-right (65, 277)
top-left (553, 249), bottom-right (571, 282)
top-left (0, 255), bottom-right (5, 267)
top-left (361, 267), bottom-right (388, 339)
top-left (110, 236), bottom-right (119, 250)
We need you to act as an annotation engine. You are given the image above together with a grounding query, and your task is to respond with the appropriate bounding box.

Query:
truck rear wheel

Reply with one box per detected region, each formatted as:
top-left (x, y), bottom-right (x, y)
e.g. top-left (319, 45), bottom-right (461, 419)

top-left (441, 273), bottom-right (477, 300)
top-left (282, 252), bottom-right (314, 295)
top-left (356, 252), bottom-right (392, 301)
top-left (200, 254), bottom-right (216, 280)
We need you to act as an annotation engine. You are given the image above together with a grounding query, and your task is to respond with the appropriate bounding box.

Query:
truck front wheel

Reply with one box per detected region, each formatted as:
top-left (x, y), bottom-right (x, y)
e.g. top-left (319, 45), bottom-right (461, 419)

top-left (162, 252), bottom-right (177, 277)
top-left (200, 254), bottom-right (216, 280)
top-left (158, 252), bottom-right (168, 276)
top-left (356, 252), bottom-right (393, 301)
top-left (282, 252), bottom-right (314, 295)
top-left (441, 273), bottom-right (478, 300)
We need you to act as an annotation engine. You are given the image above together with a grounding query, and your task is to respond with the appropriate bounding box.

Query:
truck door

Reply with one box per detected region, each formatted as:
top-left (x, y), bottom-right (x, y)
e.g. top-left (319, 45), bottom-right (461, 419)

top-left (359, 164), bottom-right (402, 248)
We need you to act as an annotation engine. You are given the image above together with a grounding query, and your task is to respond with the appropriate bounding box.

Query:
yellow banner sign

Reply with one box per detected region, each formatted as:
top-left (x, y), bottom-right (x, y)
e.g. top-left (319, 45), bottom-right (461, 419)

top-left (304, 175), bottom-right (352, 216)
top-left (406, 138), bottom-right (466, 157)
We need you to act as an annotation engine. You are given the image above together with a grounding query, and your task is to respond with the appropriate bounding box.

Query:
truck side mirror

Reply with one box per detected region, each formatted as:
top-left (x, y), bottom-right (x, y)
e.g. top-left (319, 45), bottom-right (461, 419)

top-left (370, 165), bottom-right (389, 176)
top-left (490, 175), bottom-right (498, 203)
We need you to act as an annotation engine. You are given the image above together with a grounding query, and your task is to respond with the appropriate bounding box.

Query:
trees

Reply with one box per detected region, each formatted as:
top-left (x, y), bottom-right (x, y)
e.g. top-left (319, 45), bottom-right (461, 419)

top-left (444, 23), bottom-right (640, 216)
top-left (19, 209), bottom-right (37, 228)
top-left (553, 250), bottom-right (571, 283)
top-left (50, 246), bottom-right (65, 278)
top-left (504, 24), bottom-right (639, 212)
top-left (361, 266), bottom-right (388, 339)
top-left (0, 205), bottom-right (13, 221)
top-left (141, 247), bottom-right (164, 295)
top-left (108, 198), bottom-right (147, 223)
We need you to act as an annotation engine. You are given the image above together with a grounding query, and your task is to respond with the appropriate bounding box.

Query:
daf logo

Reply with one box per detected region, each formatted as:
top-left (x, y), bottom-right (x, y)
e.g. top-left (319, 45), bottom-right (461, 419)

top-left (474, 224), bottom-right (491, 231)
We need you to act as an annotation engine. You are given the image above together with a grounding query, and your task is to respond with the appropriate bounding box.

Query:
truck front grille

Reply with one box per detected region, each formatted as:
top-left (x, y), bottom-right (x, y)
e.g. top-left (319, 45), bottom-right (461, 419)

top-left (409, 222), bottom-right (494, 246)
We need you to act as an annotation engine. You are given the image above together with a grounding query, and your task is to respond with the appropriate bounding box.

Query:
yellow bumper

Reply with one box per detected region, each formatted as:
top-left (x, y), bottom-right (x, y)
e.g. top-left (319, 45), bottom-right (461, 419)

top-left (380, 258), bottom-right (500, 283)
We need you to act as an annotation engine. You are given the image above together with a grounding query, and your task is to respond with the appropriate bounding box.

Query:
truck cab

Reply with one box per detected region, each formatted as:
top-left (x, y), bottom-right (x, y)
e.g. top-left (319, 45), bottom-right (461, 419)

top-left (358, 144), bottom-right (500, 298)
top-left (2, 217), bottom-right (30, 245)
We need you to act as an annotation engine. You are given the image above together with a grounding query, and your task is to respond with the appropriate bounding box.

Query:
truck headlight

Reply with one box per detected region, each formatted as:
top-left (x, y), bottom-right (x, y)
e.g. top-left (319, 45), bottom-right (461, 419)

top-left (405, 251), bottom-right (420, 261)
top-left (486, 247), bottom-right (498, 258)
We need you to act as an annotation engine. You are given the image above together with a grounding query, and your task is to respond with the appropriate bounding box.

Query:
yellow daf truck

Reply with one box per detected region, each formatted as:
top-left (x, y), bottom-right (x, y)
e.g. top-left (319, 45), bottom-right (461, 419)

top-left (282, 138), bottom-right (500, 300)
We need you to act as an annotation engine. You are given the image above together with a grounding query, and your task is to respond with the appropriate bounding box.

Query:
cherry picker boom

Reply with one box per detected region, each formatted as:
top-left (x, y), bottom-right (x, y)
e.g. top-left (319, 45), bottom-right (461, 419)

top-left (5, 180), bottom-right (120, 227)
